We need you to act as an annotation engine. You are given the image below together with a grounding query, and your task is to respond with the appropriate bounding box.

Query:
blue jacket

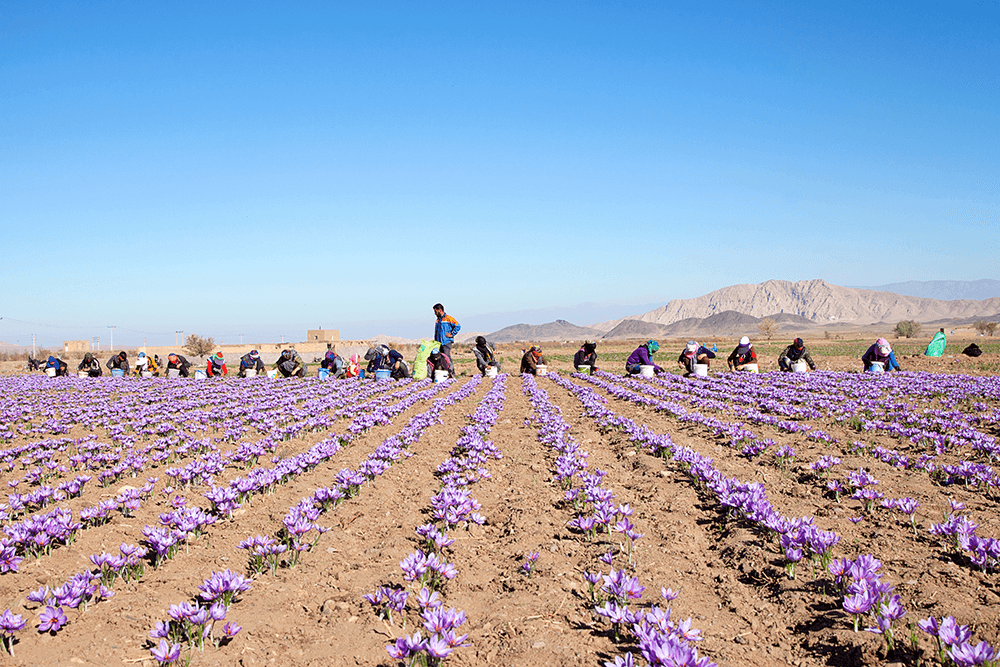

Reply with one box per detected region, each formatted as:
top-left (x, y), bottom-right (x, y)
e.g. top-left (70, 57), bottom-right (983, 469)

top-left (434, 314), bottom-right (461, 346)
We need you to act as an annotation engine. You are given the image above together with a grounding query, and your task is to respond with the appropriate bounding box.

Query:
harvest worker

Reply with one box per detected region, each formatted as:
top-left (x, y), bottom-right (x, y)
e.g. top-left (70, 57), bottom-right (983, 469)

top-left (365, 345), bottom-right (410, 379)
top-left (276, 348), bottom-right (305, 378)
top-left (45, 356), bottom-right (69, 377)
top-left (320, 350), bottom-right (346, 378)
top-left (77, 353), bottom-right (103, 377)
top-left (520, 346), bottom-right (548, 375)
top-left (206, 352), bottom-right (228, 378)
top-left (573, 341), bottom-right (598, 375)
top-left (106, 351), bottom-right (130, 375)
top-left (862, 338), bottom-right (902, 372)
top-left (238, 350), bottom-right (266, 377)
top-left (626, 340), bottom-right (663, 375)
top-left (727, 337), bottom-right (758, 371)
top-left (165, 353), bottom-right (192, 377)
top-left (134, 352), bottom-right (159, 377)
top-left (427, 349), bottom-right (452, 378)
top-left (472, 336), bottom-right (502, 376)
top-left (924, 328), bottom-right (946, 358)
top-left (432, 303), bottom-right (460, 378)
top-left (778, 338), bottom-right (817, 372)
top-left (677, 340), bottom-right (715, 376)
top-left (345, 354), bottom-right (361, 378)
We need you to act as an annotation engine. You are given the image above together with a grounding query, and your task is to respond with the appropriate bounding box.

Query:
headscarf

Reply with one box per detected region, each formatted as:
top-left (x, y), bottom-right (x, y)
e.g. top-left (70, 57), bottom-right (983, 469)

top-left (475, 336), bottom-right (487, 347)
top-left (249, 350), bottom-right (260, 360)
top-left (737, 336), bottom-right (752, 355)
top-left (583, 340), bottom-right (596, 354)
top-left (793, 338), bottom-right (804, 349)
top-left (876, 338), bottom-right (891, 355)
top-left (646, 340), bottom-right (659, 353)
top-left (530, 346), bottom-right (542, 359)
top-left (168, 354), bottom-right (179, 364)
top-left (212, 352), bottom-right (224, 366)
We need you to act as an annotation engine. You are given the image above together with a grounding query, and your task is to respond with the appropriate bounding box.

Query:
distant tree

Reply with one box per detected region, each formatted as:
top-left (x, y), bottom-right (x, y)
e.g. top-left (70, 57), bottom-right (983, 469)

top-left (974, 320), bottom-right (998, 336)
top-left (893, 320), bottom-right (922, 338)
top-left (757, 318), bottom-right (778, 341)
top-left (184, 334), bottom-right (215, 357)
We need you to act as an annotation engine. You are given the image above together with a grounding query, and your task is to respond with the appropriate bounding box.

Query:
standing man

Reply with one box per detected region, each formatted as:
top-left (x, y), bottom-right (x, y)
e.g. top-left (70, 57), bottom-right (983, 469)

top-left (433, 303), bottom-right (460, 378)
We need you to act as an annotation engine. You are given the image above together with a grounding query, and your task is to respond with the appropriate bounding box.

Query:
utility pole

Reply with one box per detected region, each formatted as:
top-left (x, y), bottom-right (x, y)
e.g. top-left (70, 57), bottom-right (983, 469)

top-left (175, 331), bottom-right (182, 347)
top-left (32, 334), bottom-right (36, 357)
top-left (240, 333), bottom-right (244, 345)
top-left (108, 326), bottom-right (115, 351)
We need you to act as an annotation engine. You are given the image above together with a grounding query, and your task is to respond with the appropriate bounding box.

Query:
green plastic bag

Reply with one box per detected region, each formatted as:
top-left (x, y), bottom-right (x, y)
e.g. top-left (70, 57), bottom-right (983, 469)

top-left (411, 339), bottom-right (440, 380)
top-left (924, 331), bottom-right (946, 357)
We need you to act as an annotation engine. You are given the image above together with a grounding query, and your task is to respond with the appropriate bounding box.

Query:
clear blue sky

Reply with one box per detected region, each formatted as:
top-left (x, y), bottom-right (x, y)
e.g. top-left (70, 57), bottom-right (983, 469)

top-left (3, 2), bottom-right (998, 348)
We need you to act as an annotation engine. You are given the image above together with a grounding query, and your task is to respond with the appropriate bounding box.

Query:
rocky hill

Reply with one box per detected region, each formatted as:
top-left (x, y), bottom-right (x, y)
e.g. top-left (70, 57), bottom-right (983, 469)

top-left (487, 320), bottom-right (603, 343)
top-left (591, 279), bottom-right (1000, 332)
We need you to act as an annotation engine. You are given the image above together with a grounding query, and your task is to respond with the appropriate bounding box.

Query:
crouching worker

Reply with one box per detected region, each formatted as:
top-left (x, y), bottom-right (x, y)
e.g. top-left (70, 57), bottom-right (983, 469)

top-left (678, 341), bottom-right (715, 376)
top-left (320, 350), bottom-right (346, 378)
top-left (78, 353), bottom-right (102, 377)
top-left (727, 337), bottom-right (757, 372)
top-left (520, 346), bottom-right (547, 375)
top-left (134, 352), bottom-right (159, 377)
top-left (862, 338), bottom-right (902, 373)
top-left (472, 336), bottom-right (502, 376)
top-left (165, 353), bottom-right (192, 377)
top-left (276, 349), bottom-right (305, 377)
top-left (45, 356), bottom-right (69, 377)
top-left (626, 340), bottom-right (663, 375)
top-left (206, 352), bottom-right (227, 378)
top-left (574, 341), bottom-right (598, 375)
top-left (778, 338), bottom-right (817, 372)
top-left (427, 349), bottom-right (452, 379)
top-left (106, 351), bottom-right (130, 375)
top-left (238, 350), bottom-right (266, 377)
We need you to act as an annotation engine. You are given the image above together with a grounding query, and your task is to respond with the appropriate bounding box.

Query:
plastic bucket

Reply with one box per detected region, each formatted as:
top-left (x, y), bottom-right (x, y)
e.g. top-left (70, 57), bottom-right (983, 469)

top-left (141, 371), bottom-right (153, 378)
top-left (536, 364), bottom-right (548, 376)
top-left (576, 365), bottom-right (591, 374)
top-left (433, 370), bottom-right (449, 383)
top-left (194, 370), bottom-right (207, 380)
top-left (317, 368), bottom-right (329, 380)
top-left (45, 367), bottom-right (57, 377)
top-left (742, 363), bottom-right (759, 373)
top-left (266, 370), bottom-right (278, 379)
top-left (485, 366), bottom-right (498, 378)
top-left (639, 365), bottom-right (655, 377)
top-left (111, 369), bottom-right (125, 378)
top-left (78, 371), bottom-right (89, 378)
top-left (245, 369), bottom-right (258, 378)
top-left (694, 364), bottom-right (709, 377)
top-left (868, 361), bottom-right (885, 374)
top-left (791, 360), bottom-right (808, 373)
top-left (167, 369), bottom-right (181, 378)
top-left (374, 369), bottom-right (391, 381)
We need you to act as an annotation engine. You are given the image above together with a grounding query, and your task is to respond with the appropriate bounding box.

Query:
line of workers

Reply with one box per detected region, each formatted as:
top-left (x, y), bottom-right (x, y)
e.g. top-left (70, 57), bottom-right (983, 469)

top-left (41, 335), bottom-right (902, 380)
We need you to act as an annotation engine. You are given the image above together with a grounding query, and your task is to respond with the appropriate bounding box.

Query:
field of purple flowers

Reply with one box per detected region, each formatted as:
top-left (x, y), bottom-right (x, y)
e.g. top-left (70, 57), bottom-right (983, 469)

top-left (0, 369), bottom-right (997, 667)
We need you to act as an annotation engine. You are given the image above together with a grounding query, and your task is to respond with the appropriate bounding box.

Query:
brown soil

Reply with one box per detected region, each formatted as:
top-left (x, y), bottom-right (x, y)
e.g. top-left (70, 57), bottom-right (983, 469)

top-left (0, 364), bottom-right (998, 667)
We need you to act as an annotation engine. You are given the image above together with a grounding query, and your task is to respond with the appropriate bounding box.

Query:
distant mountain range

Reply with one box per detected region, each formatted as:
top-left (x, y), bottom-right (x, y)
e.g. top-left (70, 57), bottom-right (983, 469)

top-left (481, 279), bottom-right (1000, 342)
top-left (860, 279), bottom-right (1000, 301)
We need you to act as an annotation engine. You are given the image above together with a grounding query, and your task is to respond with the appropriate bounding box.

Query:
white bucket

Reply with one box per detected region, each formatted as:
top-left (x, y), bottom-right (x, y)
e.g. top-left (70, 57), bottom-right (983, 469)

top-left (78, 371), bottom-right (89, 378)
top-left (111, 369), bottom-right (125, 378)
top-left (245, 369), bottom-right (257, 378)
top-left (576, 365), bottom-right (591, 373)
top-left (141, 371), bottom-right (153, 378)
top-left (194, 370), bottom-right (207, 380)
top-left (167, 368), bottom-right (181, 378)
top-left (639, 365), bottom-right (655, 377)
top-left (434, 370), bottom-right (449, 383)
top-left (266, 370), bottom-right (278, 379)
top-left (742, 363), bottom-right (759, 373)
top-left (693, 364), bottom-right (709, 377)
top-left (868, 361), bottom-right (885, 374)
top-left (536, 364), bottom-right (548, 376)
top-left (485, 366), bottom-right (498, 378)
top-left (45, 367), bottom-right (57, 377)
top-left (791, 360), bottom-right (808, 373)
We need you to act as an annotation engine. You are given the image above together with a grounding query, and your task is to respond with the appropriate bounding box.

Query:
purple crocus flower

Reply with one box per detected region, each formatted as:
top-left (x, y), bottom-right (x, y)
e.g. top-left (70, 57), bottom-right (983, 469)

top-left (36, 606), bottom-right (67, 633)
top-left (150, 638), bottom-right (182, 665)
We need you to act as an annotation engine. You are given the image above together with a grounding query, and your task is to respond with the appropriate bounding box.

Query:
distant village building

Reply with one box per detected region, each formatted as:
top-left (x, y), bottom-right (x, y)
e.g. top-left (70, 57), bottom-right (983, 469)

top-left (63, 340), bottom-right (90, 353)
top-left (307, 329), bottom-right (340, 343)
